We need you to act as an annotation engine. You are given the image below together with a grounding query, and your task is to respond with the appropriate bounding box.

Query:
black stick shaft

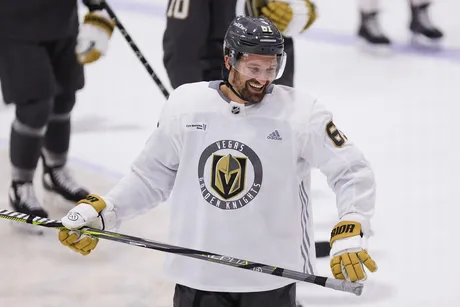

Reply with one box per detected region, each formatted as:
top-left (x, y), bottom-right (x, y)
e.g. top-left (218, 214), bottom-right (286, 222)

top-left (0, 208), bottom-right (363, 296)
top-left (103, 2), bottom-right (170, 99)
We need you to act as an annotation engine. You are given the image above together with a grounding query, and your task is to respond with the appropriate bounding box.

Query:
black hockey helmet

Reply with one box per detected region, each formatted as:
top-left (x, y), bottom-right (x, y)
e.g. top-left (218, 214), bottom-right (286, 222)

top-left (224, 15), bottom-right (285, 56)
top-left (222, 16), bottom-right (287, 82)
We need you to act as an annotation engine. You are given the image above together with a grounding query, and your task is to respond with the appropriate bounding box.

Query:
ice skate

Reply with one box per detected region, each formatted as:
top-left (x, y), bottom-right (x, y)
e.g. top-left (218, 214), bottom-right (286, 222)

top-left (42, 157), bottom-right (89, 210)
top-left (9, 181), bottom-right (47, 235)
top-left (409, 3), bottom-right (443, 48)
top-left (358, 11), bottom-right (392, 55)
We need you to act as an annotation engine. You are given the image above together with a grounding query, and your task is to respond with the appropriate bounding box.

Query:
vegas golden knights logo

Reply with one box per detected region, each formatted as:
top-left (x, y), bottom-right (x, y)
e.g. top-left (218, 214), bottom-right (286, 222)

top-left (211, 154), bottom-right (247, 199)
top-left (198, 140), bottom-right (263, 210)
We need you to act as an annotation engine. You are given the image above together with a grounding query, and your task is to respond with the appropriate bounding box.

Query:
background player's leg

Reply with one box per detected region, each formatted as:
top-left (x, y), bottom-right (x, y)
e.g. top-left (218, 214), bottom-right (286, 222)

top-left (42, 92), bottom-right (75, 168)
top-left (42, 91), bottom-right (89, 204)
top-left (0, 38), bottom-right (56, 220)
top-left (9, 99), bottom-right (53, 218)
top-left (42, 37), bottom-right (88, 206)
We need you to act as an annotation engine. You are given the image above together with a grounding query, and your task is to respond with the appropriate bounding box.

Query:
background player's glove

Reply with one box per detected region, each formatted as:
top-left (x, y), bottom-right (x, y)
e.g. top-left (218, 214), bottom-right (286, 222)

top-left (76, 11), bottom-right (115, 64)
top-left (248, 0), bottom-right (317, 37)
top-left (329, 220), bottom-right (377, 282)
top-left (59, 194), bottom-right (117, 255)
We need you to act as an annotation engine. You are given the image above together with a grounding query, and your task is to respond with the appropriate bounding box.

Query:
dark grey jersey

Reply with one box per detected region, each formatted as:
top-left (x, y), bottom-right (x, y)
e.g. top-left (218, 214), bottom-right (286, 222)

top-left (162, 0), bottom-right (237, 89)
top-left (0, 0), bottom-right (79, 41)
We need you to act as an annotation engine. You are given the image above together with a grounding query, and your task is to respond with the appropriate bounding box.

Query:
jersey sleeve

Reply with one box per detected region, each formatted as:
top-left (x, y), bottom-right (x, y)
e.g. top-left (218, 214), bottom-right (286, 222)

top-left (163, 0), bottom-right (211, 89)
top-left (104, 96), bottom-right (181, 221)
top-left (302, 101), bottom-right (376, 233)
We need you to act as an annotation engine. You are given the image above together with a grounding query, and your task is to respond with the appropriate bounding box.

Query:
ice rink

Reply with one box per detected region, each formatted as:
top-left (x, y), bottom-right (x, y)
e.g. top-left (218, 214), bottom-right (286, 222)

top-left (0, 0), bottom-right (459, 306)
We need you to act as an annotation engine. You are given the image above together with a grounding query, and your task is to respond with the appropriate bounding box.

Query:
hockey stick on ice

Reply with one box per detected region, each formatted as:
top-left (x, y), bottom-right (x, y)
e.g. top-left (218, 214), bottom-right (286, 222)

top-left (0, 208), bottom-right (363, 296)
top-left (102, 2), bottom-right (170, 99)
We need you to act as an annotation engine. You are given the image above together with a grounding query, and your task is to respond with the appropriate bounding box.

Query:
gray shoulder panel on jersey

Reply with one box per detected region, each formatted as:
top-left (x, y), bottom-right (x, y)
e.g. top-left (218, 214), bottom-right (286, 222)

top-left (208, 81), bottom-right (230, 103)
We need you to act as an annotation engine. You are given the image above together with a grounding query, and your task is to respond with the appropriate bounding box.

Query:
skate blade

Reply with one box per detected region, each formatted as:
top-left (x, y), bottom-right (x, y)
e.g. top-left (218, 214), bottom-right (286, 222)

top-left (358, 38), bottom-right (393, 57)
top-left (10, 220), bottom-right (44, 235)
top-left (410, 34), bottom-right (443, 51)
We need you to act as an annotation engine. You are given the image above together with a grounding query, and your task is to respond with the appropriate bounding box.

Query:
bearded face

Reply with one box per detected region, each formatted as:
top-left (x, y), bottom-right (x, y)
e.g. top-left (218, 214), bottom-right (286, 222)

top-left (230, 70), bottom-right (270, 103)
top-left (227, 53), bottom-right (279, 103)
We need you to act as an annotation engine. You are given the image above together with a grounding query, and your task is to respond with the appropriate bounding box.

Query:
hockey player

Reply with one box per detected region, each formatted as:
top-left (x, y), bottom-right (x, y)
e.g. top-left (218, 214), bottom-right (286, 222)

top-left (58, 16), bottom-right (377, 306)
top-left (358, 0), bottom-right (443, 46)
top-left (163, 1), bottom-right (328, 262)
top-left (0, 0), bottom-right (114, 221)
top-left (163, 0), bottom-right (326, 258)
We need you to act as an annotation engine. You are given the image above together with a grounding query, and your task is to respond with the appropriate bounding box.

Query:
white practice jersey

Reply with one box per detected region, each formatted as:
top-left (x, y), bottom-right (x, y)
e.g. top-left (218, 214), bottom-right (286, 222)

top-left (105, 81), bottom-right (376, 292)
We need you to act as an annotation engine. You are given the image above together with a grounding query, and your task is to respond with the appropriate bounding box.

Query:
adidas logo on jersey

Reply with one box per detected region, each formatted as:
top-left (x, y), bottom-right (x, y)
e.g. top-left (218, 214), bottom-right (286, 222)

top-left (267, 130), bottom-right (282, 140)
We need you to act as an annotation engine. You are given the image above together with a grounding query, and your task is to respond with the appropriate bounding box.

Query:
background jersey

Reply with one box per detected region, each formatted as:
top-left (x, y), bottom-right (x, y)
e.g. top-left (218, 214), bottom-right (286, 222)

top-left (105, 81), bottom-right (376, 292)
top-left (162, 0), bottom-right (237, 89)
top-left (0, 0), bottom-right (79, 41)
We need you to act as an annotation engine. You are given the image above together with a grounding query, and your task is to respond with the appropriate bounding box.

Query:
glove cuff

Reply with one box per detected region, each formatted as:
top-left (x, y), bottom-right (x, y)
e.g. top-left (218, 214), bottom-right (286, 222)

top-left (99, 198), bottom-right (117, 230)
top-left (78, 194), bottom-right (107, 213)
top-left (330, 235), bottom-right (363, 257)
top-left (75, 194), bottom-right (117, 230)
top-left (339, 213), bottom-right (371, 235)
top-left (330, 216), bottom-right (372, 257)
top-left (84, 12), bottom-right (115, 37)
top-left (330, 220), bottom-right (362, 246)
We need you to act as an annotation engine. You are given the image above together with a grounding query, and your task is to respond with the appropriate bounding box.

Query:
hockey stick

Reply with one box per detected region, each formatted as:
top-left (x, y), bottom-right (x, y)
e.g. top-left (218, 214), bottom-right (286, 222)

top-left (102, 2), bottom-right (170, 99)
top-left (0, 208), bottom-right (363, 296)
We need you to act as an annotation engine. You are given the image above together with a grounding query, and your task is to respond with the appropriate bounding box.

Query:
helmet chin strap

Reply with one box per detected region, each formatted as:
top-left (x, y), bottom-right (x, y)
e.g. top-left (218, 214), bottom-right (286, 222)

top-left (222, 65), bottom-right (248, 102)
top-left (226, 80), bottom-right (247, 102)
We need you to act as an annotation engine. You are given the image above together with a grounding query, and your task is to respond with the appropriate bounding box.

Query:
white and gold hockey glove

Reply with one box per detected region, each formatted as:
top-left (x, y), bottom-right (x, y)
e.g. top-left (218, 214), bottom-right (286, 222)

top-left (59, 194), bottom-right (117, 256)
top-left (329, 220), bottom-right (377, 282)
top-left (76, 11), bottom-right (115, 64)
top-left (247, 0), bottom-right (317, 37)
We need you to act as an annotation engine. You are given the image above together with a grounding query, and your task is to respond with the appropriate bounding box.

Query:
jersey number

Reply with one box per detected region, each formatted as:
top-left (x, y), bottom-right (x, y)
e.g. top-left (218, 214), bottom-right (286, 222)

top-left (167, 0), bottom-right (190, 19)
top-left (261, 25), bottom-right (273, 33)
top-left (326, 121), bottom-right (347, 147)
